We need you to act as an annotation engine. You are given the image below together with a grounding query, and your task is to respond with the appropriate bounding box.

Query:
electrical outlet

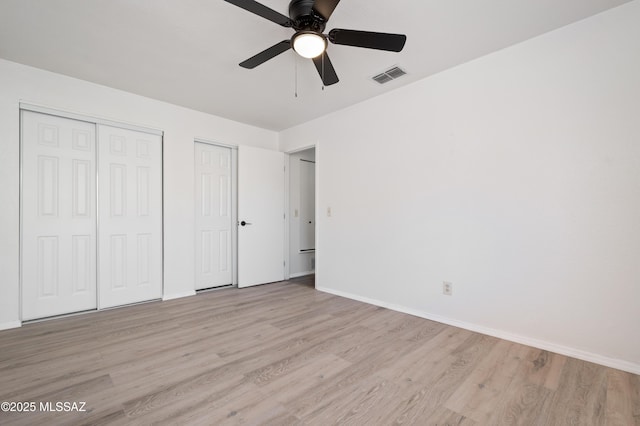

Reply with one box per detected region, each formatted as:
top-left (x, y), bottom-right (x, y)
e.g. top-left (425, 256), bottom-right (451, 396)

top-left (443, 281), bottom-right (453, 296)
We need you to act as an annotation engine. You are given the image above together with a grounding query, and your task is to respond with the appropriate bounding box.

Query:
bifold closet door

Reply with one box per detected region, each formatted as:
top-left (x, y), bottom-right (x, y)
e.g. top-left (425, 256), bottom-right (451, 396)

top-left (98, 125), bottom-right (162, 308)
top-left (194, 143), bottom-right (233, 290)
top-left (21, 111), bottom-right (97, 320)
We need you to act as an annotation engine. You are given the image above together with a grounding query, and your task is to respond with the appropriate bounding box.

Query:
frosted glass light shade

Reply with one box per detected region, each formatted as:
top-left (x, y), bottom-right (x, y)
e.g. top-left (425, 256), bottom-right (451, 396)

top-left (293, 32), bottom-right (326, 59)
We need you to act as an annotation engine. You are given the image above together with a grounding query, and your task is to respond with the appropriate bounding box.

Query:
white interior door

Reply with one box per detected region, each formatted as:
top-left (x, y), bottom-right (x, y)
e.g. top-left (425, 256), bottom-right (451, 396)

top-left (98, 124), bottom-right (163, 308)
top-left (194, 142), bottom-right (233, 290)
top-left (238, 146), bottom-right (285, 288)
top-left (21, 111), bottom-right (97, 320)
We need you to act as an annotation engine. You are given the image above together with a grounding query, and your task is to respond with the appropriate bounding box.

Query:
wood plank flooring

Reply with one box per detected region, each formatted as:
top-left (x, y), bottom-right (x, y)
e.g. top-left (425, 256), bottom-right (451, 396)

top-left (0, 276), bottom-right (638, 425)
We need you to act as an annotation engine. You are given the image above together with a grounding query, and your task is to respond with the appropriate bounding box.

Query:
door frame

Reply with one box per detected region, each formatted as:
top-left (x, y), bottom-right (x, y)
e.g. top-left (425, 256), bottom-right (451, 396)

top-left (19, 102), bottom-right (164, 321)
top-left (284, 143), bottom-right (317, 280)
top-left (194, 139), bottom-right (239, 288)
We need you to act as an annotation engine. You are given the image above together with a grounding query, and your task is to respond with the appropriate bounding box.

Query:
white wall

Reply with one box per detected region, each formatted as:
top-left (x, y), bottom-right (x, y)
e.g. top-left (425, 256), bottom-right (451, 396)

top-left (280, 1), bottom-right (640, 373)
top-left (0, 59), bottom-right (277, 329)
top-left (288, 148), bottom-right (316, 277)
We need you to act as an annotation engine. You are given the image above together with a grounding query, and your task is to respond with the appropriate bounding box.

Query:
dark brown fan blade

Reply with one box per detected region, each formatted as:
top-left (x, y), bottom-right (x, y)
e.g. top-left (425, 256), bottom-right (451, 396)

top-left (224, 0), bottom-right (292, 27)
top-left (312, 0), bottom-right (341, 21)
top-left (328, 29), bottom-right (406, 52)
top-left (239, 40), bottom-right (291, 69)
top-left (312, 52), bottom-right (339, 86)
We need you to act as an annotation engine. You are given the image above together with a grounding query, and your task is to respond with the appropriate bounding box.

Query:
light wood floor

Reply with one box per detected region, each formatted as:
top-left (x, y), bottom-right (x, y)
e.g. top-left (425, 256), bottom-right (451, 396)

top-left (0, 276), bottom-right (638, 425)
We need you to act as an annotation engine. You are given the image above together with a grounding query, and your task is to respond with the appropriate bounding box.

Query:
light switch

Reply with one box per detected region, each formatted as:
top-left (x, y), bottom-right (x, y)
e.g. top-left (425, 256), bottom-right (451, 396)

top-left (327, 207), bottom-right (332, 217)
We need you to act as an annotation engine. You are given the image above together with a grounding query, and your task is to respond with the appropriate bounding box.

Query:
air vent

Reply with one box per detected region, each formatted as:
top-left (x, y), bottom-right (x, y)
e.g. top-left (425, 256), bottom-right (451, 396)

top-left (372, 73), bottom-right (394, 84)
top-left (386, 66), bottom-right (407, 79)
top-left (372, 66), bottom-right (407, 84)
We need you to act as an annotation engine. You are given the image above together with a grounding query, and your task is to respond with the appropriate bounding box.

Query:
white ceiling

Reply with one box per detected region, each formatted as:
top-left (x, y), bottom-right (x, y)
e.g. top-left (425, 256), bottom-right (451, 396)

top-left (0, 0), bottom-right (632, 131)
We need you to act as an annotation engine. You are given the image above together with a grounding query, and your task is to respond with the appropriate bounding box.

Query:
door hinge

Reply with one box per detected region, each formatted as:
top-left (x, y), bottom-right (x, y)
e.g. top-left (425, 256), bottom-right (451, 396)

top-left (283, 260), bottom-right (286, 267)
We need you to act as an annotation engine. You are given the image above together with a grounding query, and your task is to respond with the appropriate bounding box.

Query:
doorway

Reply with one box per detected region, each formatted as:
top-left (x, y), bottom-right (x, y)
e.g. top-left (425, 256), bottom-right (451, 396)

top-left (287, 147), bottom-right (316, 278)
top-left (195, 142), bottom-right (288, 290)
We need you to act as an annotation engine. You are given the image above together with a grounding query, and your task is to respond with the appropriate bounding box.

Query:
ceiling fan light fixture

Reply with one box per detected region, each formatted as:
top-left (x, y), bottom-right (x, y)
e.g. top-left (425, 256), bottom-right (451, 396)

top-left (292, 31), bottom-right (326, 58)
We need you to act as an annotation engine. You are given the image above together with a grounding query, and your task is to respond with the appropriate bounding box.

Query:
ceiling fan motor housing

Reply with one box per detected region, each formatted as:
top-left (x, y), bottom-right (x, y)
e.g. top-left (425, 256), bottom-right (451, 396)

top-left (289, 0), bottom-right (326, 33)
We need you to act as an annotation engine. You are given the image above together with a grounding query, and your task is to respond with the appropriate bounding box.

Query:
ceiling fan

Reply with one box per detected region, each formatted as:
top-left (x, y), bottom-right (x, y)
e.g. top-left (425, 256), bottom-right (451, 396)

top-left (224, 0), bottom-right (407, 86)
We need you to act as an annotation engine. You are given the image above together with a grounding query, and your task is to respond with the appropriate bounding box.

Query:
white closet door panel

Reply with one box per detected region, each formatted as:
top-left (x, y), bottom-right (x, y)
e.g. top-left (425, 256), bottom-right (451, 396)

top-left (98, 125), bottom-right (162, 308)
top-left (21, 111), bottom-right (97, 320)
top-left (194, 143), bottom-right (233, 290)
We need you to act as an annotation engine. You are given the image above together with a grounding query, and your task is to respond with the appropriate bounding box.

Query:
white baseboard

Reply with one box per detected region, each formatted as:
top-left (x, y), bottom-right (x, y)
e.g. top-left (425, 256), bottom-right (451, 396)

top-left (289, 271), bottom-right (315, 279)
top-left (0, 321), bottom-right (22, 331)
top-left (162, 290), bottom-right (196, 301)
top-left (317, 286), bottom-right (640, 375)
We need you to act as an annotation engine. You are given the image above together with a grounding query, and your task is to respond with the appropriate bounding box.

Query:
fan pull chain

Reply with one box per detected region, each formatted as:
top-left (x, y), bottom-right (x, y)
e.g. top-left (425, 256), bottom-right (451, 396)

top-left (294, 53), bottom-right (298, 98)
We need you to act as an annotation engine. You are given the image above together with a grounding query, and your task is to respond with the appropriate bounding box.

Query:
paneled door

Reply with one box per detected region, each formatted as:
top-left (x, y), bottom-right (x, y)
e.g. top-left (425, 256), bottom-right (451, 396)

top-left (21, 111), bottom-right (97, 320)
top-left (97, 124), bottom-right (162, 308)
top-left (238, 146), bottom-right (285, 288)
top-left (194, 142), bottom-right (233, 290)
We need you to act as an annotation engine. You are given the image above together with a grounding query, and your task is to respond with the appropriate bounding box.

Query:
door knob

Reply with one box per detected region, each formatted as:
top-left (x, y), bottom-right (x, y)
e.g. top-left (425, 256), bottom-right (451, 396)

top-left (240, 220), bottom-right (252, 226)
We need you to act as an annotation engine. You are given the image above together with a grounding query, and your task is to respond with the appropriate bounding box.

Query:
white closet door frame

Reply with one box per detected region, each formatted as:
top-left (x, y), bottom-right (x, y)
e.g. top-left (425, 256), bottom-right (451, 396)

top-left (20, 103), bottom-right (163, 137)
top-left (194, 140), bottom-right (238, 289)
